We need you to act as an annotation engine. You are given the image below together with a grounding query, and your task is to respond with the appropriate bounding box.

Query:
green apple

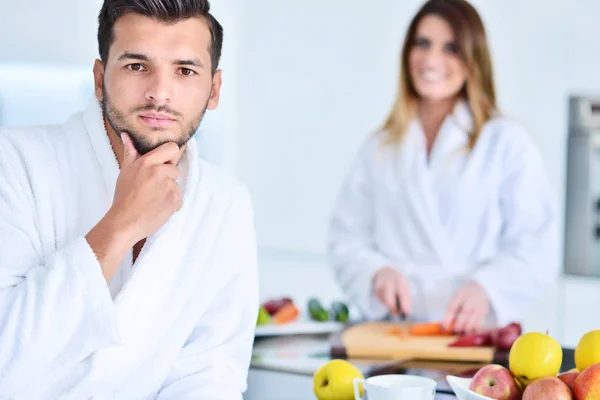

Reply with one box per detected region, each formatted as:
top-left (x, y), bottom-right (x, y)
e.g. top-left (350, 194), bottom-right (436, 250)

top-left (313, 359), bottom-right (364, 400)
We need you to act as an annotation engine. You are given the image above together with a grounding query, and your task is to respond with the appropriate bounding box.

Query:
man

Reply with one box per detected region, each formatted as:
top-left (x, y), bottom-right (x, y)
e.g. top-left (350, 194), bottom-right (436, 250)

top-left (0, 0), bottom-right (258, 398)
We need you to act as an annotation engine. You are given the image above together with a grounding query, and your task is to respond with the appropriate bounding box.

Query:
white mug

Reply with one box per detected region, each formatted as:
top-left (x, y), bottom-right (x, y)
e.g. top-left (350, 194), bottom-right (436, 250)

top-left (353, 374), bottom-right (437, 400)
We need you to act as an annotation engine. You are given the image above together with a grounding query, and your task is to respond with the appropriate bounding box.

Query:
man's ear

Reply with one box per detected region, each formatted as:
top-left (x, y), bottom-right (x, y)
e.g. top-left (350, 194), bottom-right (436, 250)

top-left (206, 69), bottom-right (222, 110)
top-left (93, 59), bottom-right (105, 101)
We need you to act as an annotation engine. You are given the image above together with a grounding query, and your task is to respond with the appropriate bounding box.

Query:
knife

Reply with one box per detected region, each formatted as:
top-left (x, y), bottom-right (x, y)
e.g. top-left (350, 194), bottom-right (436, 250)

top-left (390, 294), bottom-right (407, 323)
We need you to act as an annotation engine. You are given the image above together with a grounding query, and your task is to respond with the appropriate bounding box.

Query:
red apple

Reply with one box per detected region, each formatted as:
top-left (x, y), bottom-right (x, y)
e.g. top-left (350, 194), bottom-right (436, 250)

top-left (557, 371), bottom-right (579, 392)
top-left (574, 363), bottom-right (600, 399)
top-left (522, 377), bottom-right (573, 400)
top-left (469, 364), bottom-right (522, 400)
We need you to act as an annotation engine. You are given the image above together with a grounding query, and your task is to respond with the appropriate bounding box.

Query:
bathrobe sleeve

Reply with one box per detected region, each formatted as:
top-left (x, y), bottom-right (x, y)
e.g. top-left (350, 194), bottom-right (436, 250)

top-left (0, 141), bottom-right (120, 393)
top-left (471, 128), bottom-right (561, 326)
top-left (327, 136), bottom-right (396, 319)
top-left (157, 185), bottom-right (259, 400)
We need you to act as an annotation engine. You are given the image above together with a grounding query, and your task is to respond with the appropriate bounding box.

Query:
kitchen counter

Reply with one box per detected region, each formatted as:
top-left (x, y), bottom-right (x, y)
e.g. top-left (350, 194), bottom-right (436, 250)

top-left (246, 333), bottom-right (463, 399)
top-left (245, 332), bottom-right (576, 400)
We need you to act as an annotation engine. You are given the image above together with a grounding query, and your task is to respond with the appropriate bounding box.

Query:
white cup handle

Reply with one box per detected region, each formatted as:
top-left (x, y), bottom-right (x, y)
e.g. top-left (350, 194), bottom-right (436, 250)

top-left (353, 378), bottom-right (365, 400)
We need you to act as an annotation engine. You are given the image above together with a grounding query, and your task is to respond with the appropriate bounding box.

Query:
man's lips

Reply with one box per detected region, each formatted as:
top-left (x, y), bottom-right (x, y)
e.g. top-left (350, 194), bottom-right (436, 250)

top-left (139, 113), bottom-right (176, 127)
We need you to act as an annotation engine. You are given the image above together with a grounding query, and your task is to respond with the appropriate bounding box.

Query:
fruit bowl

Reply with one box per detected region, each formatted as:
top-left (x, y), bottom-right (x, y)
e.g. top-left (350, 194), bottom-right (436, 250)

top-left (446, 376), bottom-right (493, 400)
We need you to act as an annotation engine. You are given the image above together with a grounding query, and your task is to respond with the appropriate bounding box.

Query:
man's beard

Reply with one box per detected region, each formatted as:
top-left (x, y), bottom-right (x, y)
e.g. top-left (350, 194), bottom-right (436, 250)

top-left (100, 82), bottom-right (209, 155)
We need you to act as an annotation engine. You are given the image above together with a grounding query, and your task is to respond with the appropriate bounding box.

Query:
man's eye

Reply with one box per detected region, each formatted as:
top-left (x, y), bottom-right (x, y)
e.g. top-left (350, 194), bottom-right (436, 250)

top-left (179, 68), bottom-right (196, 76)
top-left (127, 64), bottom-right (145, 72)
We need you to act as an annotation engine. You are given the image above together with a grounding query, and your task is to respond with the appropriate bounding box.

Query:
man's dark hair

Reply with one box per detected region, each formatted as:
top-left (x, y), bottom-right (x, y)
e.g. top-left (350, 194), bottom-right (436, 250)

top-left (97, 0), bottom-right (223, 74)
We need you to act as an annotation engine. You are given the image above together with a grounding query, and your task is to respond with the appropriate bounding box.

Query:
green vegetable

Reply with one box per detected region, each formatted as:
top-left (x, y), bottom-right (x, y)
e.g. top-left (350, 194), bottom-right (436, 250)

top-left (332, 301), bottom-right (349, 322)
top-left (256, 305), bottom-right (271, 326)
top-left (308, 298), bottom-right (330, 322)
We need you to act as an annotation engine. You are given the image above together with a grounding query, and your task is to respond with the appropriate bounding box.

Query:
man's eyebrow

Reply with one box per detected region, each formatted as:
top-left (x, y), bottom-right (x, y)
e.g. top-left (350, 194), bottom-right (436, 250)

top-left (116, 52), bottom-right (205, 69)
top-left (173, 58), bottom-right (205, 69)
top-left (117, 52), bottom-right (149, 62)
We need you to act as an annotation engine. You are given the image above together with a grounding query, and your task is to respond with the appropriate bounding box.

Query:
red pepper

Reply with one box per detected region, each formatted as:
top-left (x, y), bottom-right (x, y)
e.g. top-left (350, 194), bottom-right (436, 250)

top-left (448, 322), bottom-right (523, 349)
top-left (491, 322), bottom-right (522, 350)
top-left (448, 332), bottom-right (492, 347)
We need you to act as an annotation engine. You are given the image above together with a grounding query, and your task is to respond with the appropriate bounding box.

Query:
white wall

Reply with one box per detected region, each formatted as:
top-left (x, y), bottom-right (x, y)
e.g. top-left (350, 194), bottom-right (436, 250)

top-left (237, 0), bottom-right (422, 254)
top-left (0, 0), bottom-right (104, 67)
top-left (0, 63), bottom-right (94, 127)
top-left (195, 0), bottom-right (241, 174)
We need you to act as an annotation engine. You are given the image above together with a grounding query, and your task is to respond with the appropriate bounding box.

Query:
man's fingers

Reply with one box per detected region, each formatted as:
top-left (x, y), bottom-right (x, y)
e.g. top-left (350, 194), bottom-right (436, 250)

top-left (143, 141), bottom-right (181, 165)
top-left (155, 164), bottom-right (181, 181)
top-left (121, 132), bottom-right (139, 166)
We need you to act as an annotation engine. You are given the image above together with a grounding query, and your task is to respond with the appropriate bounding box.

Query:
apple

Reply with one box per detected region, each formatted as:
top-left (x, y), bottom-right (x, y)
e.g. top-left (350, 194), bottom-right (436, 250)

top-left (469, 364), bottom-right (522, 400)
top-left (574, 362), bottom-right (600, 399)
top-left (557, 371), bottom-right (579, 392)
top-left (313, 359), bottom-right (364, 400)
top-left (508, 332), bottom-right (563, 389)
top-left (522, 377), bottom-right (573, 399)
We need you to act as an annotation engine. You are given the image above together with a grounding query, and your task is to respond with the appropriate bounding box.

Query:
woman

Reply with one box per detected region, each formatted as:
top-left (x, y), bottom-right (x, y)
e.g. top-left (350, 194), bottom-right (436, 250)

top-left (327, 0), bottom-right (559, 333)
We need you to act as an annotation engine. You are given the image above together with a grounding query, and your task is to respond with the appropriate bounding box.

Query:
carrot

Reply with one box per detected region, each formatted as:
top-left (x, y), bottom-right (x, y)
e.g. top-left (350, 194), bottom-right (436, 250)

top-left (272, 302), bottom-right (300, 324)
top-left (385, 327), bottom-right (404, 335)
top-left (409, 322), bottom-right (454, 336)
top-left (409, 322), bottom-right (442, 335)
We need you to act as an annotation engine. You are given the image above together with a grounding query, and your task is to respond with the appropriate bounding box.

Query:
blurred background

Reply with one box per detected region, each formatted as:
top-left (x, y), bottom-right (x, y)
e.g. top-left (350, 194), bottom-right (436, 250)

top-left (2, 0), bottom-right (600, 348)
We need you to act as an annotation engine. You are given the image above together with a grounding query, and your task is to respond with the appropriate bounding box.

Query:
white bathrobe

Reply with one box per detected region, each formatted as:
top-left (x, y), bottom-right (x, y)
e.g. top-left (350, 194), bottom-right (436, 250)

top-left (327, 101), bottom-right (560, 327)
top-left (0, 97), bottom-right (259, 399)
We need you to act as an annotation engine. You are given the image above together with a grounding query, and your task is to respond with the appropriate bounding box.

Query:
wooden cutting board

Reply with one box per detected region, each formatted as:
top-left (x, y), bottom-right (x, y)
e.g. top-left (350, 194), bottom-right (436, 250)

top-left (330, 321), bottom-right (498, 363)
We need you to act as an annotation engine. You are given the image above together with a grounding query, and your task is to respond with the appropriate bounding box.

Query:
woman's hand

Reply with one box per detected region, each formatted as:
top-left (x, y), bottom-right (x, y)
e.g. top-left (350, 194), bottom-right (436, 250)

top-left (443, 281), bottom-right (490, 334)
top-left (372, 266), bottom-right (411, 317)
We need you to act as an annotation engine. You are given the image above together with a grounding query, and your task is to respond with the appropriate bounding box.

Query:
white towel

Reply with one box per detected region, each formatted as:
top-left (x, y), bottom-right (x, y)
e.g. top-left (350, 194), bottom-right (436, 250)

top-left (0, 97), bottom-right (259, 399)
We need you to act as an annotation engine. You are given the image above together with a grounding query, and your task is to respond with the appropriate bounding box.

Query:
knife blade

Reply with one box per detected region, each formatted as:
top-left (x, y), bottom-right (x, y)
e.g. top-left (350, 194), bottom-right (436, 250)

top-left (390, 294), bottom-right (407, 323)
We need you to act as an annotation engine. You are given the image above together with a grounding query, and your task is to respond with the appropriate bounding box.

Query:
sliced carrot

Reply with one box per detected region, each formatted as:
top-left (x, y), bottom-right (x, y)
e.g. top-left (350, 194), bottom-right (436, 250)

top-left (409, 322), bottom-right (454, 336)
top-left (409, 322), bottom-right (443, 335)
top-left (272, 303), bottom-right (300, 324)
top-left (385, 327), bottom-right (405, 335)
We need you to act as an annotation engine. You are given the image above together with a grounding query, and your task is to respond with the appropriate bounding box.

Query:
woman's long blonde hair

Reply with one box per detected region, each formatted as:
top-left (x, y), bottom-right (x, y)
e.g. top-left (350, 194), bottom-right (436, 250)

top-left (381, 0), bottom-right (497, 149)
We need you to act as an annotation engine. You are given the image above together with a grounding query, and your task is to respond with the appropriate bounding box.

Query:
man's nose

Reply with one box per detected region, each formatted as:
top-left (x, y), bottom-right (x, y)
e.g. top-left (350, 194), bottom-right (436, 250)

top-left (145, 71), bottom-right (173, 103)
